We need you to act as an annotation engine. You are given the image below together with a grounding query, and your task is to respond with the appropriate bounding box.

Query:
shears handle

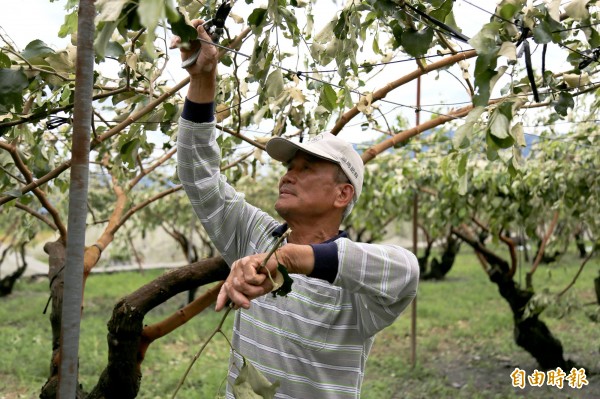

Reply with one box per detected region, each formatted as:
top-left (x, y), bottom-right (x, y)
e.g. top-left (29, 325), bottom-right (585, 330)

top-left (181, 1), bottom-right (232, 69)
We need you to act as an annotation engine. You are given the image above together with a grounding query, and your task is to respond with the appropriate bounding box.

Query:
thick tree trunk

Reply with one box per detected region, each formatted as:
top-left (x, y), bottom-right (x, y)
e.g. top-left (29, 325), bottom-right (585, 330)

top-left (40, 240), bottom-right (86, 398)
top-left (488, 269), bottom-right (571, 369)
top-left (0, 244), bottom-right (27, 297)
top-left (574, 232), bottom-right (587, 259)
top-left (453, 228), bottom-right (571, 370)
top-left (86, 256), bottom-right (229, 399)
top-left (422, 236), bottom-right (460, 280)
top-left (417, 240), bottom-right (432, 276)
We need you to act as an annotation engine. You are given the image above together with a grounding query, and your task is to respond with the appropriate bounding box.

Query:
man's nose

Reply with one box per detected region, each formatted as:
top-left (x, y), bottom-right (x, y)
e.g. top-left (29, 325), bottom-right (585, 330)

top-left (281, 170), bottom-right (296, 184)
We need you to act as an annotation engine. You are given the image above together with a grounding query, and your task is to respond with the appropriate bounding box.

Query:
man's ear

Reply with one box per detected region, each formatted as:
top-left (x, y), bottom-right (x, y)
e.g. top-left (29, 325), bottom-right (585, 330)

top-left (334, 184), bottom-right (354, 208)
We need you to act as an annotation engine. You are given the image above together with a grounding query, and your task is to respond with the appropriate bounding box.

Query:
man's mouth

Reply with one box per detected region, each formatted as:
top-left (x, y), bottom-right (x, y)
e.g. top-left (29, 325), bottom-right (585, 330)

top-left (279, 186), bottom-right (295, 196)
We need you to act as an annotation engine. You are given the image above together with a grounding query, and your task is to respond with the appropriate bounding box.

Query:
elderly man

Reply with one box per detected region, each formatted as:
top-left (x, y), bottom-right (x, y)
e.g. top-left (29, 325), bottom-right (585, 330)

top-left (175, 21), bottom-right (419, 399)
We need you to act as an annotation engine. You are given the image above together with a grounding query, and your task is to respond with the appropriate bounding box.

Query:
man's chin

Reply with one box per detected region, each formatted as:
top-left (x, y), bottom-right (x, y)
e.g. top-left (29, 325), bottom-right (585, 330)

top-left (274, 201), bottom-right (293, 218)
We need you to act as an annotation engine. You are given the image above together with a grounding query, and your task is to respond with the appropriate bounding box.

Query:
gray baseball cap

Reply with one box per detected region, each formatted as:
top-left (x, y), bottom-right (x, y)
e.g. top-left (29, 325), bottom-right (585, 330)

top-left (265, 133), bottom-right (364, 201)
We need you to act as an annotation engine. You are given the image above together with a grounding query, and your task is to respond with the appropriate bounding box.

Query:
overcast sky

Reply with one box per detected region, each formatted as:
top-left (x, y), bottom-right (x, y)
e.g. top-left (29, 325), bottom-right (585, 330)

top-left (0, 1), bottom-right (567, 143)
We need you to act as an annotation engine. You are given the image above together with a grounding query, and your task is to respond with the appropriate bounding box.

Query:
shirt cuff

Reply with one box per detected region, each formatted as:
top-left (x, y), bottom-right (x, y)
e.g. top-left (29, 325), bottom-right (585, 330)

top-left (308, 242), bottom-right (339, 283)
top-left (182, 98), bottom-right (214, 123)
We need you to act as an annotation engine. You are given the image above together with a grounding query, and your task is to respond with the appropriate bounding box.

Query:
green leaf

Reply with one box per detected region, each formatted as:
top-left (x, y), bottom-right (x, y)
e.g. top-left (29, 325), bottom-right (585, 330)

top-left (429, 0), bottom-right (453, 21)
top-left (1, 189), bottom-right (22, 199)
top-left (485, 134), bottom-right (499, 161)
top-left (21, 40), bottom-right (54, 61)
top-left (564, 0), bottom-right (590, 20)
top-left (400, 27), bottom-right (434, 57)
top-left (45, 51), bottom-right (75, 74)
top-left (333, 10), bottom-right (349, 39)
top-left (265, 69), bottom-right (284, 99)
top-left (0, 52), bottom-right (11, 68)
top-left (511, 122), bottom-right (526, 147)
top-left (0, 69), bottom-right (29, 113)
top-left (96, 0), bottom-right (129, 22)
top-left (120, 138), bottom-right (141, 168)
top-left (458, 171), bottom-right (468, 196)
top-left (248, 8), bottom-right (268, 29)
top-left (233, 358), bottom-right (280, 398)
top-left (272, 264), bottom-right (294, 297)
top-left (553, 91), bottom-right (574, 116)
top-left (168, 8), bottom-right (198, 45)
top-left (532, 20), bottom-right (553, 44)
top-left (319, 85), bottom-right (337, 112)
top-left (469, 22), bottom-right (501, 55)
top-left (452, 107), bottom-right (485, 149)
top-left (498, 2), bottom-right (519, 20)
top-left (138, 0), bottom-right (166, 57)
top-left (95, 21), bottom-right (119, 59)
top-left (489, 102), bottom-right (513, 139)
top-left (589, 28), bottom-right (600, 48)
top-left (457, 153), bottom-right (468, 176)
top-left (489, 131), bottom-right (514, 149)
top-left (279, 8), bottom-right (300, 40)
top-left (58, 11), bottom-right (78, 38)
top-left (106, 41), bottom-right (126, 59)
top-left (472, 52), bottom-right (499, 107)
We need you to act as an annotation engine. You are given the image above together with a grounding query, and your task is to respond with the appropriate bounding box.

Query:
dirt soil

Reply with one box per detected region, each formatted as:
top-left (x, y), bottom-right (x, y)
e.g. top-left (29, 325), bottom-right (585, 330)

top-left (427, 350), bottom-right (599, 398)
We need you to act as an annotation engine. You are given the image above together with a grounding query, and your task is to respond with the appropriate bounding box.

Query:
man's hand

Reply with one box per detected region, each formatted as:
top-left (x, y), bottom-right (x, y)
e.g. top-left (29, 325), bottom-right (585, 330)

top-left (214, 244), bottom-right (316, 311)
top-left (215, 253), bottom-right (279, 311)
top-left (170, 19), bottom-right (218, 103)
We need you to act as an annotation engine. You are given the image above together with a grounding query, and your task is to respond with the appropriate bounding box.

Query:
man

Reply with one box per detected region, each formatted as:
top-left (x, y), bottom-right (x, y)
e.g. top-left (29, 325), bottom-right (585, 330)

top-left (174, 20), bottom-right (419, 398)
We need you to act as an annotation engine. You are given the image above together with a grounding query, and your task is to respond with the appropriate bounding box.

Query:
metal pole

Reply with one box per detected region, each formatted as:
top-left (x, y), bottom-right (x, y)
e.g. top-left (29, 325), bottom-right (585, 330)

top-left (410, 75), bottom-right (421, 368)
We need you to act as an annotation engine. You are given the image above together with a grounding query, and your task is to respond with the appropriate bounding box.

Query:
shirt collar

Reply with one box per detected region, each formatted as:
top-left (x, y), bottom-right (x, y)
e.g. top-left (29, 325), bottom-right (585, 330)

top-left (272, 223), bottom-right (348, 243)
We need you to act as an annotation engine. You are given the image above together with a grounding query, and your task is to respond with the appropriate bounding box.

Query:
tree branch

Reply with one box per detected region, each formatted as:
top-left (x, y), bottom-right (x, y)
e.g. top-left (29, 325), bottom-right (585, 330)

top-left (139, 282), bottom-right (223, 360)
top-left (360, 103), bottom-right (474, 164)
top-left (557, 247), bottom-right (596, 298)
top-left (216, 124), bottom-right (266, 151)
top-left (452, 225), bottom-right (510, 275)
top-left (526, 210), bottom-right (559, 288)
top-left (330, 50), bottom-right (477, 135)
top-left (128, 147), bottom-right (177, 190)
top-left (499, 233), bottom-right (518, 278)
top-left (0, 141), bottom-right (67, 238)
top-left (0, 28), bottom-right (252, 205)
top-left (15, 203), bottom-right (58, 231)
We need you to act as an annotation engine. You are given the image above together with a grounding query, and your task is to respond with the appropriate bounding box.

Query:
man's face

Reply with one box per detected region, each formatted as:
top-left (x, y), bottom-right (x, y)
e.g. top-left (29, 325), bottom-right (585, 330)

top-left (274, 152), bottom-right (347, 221)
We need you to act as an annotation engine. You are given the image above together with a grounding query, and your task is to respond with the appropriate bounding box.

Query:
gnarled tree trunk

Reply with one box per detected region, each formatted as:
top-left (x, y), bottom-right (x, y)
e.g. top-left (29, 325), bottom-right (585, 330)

top-left (452, 228), bottom-right (572, 370)
top-left (422, 235), bottom-right (461, 280)
top-left (86, 256), bottom-right (229, 398)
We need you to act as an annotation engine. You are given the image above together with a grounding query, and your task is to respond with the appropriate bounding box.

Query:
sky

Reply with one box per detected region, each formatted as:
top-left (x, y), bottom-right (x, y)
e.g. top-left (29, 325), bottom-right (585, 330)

top-left (0, 0), bottom-right (571, 145)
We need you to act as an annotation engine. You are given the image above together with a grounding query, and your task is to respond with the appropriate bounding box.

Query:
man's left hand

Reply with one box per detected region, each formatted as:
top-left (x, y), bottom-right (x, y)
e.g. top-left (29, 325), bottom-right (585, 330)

top-left (214, 244), bottom-right (315, 311)
top-left (215, 253), bottom-right (279, 311)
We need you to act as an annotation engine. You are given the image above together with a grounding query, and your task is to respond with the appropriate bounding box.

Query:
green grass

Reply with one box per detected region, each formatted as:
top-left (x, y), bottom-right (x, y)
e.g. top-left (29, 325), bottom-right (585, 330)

top-left (1, 252), bottom-right (598, 398)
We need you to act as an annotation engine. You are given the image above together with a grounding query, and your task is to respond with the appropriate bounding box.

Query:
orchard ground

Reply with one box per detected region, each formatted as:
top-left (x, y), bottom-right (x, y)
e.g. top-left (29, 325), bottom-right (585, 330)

top-left (1, 235), bottom-right (598, 398)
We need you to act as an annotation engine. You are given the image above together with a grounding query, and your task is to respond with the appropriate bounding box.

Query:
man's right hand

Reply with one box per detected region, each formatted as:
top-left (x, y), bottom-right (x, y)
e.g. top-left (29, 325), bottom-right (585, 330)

top-left (170, 19), bottom-right (218, 103)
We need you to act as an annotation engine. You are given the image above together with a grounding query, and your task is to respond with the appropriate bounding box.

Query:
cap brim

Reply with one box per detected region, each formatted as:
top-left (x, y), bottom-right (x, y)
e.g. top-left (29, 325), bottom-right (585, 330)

top-left (266, 137), bottom-right (338, 164)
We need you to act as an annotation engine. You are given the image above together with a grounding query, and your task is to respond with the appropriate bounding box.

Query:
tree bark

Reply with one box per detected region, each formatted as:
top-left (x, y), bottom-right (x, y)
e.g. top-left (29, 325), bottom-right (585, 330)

top-left (422, 235), bottom-right (461, 280)
top-left (574, 231), bottom-right (587, 259)
top-left (453, 228), bottom-right (571, 370)
top-left (40, 240), bottom-right (85, 398)
top-left (58, 0), bottom-right (96, 395)
top-left (86, 257), bottom-right (229, 398)
top-left (0, 243), bottom-right (27, 297)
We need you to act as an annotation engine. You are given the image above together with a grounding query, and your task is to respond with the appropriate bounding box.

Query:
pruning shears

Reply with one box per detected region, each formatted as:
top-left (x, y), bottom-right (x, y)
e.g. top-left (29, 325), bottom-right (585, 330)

top-left (181, 0), bottom-right (233, 69)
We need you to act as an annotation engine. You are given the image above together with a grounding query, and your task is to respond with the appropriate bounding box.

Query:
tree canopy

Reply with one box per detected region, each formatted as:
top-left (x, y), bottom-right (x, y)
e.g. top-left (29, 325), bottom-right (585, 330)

top-left (0, 0), bottom-right (599, 396)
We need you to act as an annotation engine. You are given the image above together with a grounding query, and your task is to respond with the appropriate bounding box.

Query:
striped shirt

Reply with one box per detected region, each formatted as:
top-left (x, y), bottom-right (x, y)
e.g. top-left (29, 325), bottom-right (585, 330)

top-left (177, 117), bottom-right (419, 398)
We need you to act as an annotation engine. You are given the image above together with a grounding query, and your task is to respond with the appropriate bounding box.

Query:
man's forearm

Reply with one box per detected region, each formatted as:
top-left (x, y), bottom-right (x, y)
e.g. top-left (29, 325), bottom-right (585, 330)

top-left (187, 76), bottom-right (216, 104)
top-left (278, 244), bottom-right (315, 276)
